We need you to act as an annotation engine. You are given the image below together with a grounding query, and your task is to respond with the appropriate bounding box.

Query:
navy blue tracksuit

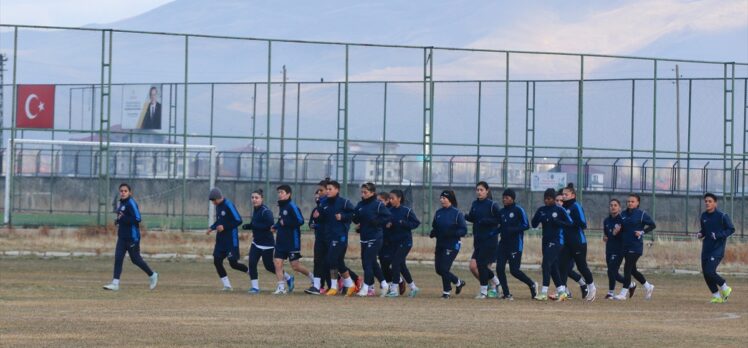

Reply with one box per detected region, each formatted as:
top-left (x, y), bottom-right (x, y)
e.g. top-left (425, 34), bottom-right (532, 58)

top-left (310, 197), bottom-right (331, 288)
top-left (211, 198), bottom-right (248, 277)
top-left (353, 196), bottom-right (391, 286)
top-left (385, 205), bottom-right (420, 286)
top-left (559, 199), bottom-right (594, 286)
top-left (431, 206), bottom-right (467, 293)
top-left (699, 209), bottom-right (735, 293)
top-left (465, 198), bottom-right (501, 286)
top-left (531, 204), bottom-right (570, 288)
top-left (620, 208), bottom-right (656, 287)
top-left (244, 204), bottom-right (276, 280)
top-left (603, 214), bottom-right (626, 291)
top-left (113, 197), bottom-right (153, 279)
top-left (272, 198), bottom-right (305, 261)
top-left (497, 203), bottom-right (534, 296)
top-left (319, 195), bottom-right (355, 274)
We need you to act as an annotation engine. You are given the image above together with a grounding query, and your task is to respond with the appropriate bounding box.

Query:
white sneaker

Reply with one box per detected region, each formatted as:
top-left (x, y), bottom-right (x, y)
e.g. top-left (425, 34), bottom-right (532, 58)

top-left (149, 272), bottom-right (159, 290)
top-left (357, 286), bottom-right (368, 297)
top-left (644, 284), bottom-right (654, 300)
top-left (475, 293), bottom-right (487, 299)
top-left (273, 287), bottom-right (287, 295)
top-left (222, 286), bottom-right (233, 292)
top-left (586, 284), bottom-right (597, 302)
top-left (103, 283), bottom-right (119, 291)
top-left (613, 293), bottom-right (628, 301)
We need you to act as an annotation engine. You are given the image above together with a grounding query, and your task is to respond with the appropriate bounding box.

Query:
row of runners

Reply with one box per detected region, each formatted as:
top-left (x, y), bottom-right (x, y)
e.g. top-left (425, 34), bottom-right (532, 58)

top-left (102, 180), bottom-right (735, 303)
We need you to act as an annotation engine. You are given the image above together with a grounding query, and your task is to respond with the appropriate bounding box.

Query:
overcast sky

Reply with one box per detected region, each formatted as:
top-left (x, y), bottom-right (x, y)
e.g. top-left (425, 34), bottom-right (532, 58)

top-left (0, 0), bottom-right (174, 27)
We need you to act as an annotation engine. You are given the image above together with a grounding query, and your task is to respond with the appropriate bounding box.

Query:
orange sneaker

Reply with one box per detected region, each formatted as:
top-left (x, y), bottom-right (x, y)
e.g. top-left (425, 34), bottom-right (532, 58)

top-left (326, 288), bottom-right (338, 296)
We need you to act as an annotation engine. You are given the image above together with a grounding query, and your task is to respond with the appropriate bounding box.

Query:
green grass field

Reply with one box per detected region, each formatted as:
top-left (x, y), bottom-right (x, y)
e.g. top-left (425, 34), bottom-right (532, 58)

top-left (1, 256), bottom-right (747, 347)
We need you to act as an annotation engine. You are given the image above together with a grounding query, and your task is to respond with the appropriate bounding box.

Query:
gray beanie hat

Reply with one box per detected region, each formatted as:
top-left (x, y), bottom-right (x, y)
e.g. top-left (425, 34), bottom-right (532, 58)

top-left (208, 187), bottom-right (223, 200)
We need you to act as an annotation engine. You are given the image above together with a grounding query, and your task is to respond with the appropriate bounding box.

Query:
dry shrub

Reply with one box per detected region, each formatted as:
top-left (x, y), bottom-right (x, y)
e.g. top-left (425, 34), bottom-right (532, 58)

top-left (723, 242), bottom-right (748, 264)
top-left (73, 225), bottom-right (115, 240)
top-left (168, 233), bottom-right (184, 243)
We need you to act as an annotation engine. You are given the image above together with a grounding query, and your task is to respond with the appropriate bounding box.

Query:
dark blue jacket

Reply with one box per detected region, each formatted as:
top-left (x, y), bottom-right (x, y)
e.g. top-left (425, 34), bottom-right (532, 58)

top-left (430, 206), bottom-right (467, 250)
top-left (699, 209), bottom-right (735, 259)
top-left (211, 198), bottom-right (243, 248)
top-left (603, 214), bottom-right (624, 255)
top-left (531, 204), bottom-right (571, 246)
top-left (309, 197), bottom-right (326, 242)
top-left (620, 208), bottom-right (656, 254)
top-left (353, 196), bottom-right (392, 241)
top-left (273, 199), bottom-right (304, 252)
top-left (562, 198), bottom-right (588, 246)
top-left (499, 203), bottom-right (530, 252)
top-left (116, 197), bottom-right (142, 242)
top-left (465, 198), bottom-right (501, 247)
top-left (247, 204), bottom-right (275, 248)
top-left (319, 195), bottom-right (355, 243)
top-left (385, 205), bottom-right (420, 245)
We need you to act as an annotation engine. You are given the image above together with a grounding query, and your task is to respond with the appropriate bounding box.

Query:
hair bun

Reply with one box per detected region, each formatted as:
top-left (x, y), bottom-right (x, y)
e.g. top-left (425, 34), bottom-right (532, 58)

top-left (566, 183), bottom-right (575, 189)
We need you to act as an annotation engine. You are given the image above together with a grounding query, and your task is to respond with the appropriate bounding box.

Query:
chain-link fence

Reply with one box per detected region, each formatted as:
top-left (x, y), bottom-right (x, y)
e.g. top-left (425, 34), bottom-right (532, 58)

top-left (0, 25), bottom-right (746, 235)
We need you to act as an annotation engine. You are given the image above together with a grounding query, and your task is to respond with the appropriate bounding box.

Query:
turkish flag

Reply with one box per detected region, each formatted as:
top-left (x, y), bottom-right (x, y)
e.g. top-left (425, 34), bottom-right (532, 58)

top-left (16, 84), bottom-right (55, 129)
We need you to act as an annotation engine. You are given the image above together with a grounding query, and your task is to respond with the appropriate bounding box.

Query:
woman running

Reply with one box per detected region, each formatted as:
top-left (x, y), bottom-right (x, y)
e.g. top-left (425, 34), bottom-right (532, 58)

top-left (553, 191), bottom-right (585, 300)
top-left (207, 187), bottom-right (249, 291)
top-left (242, 189), bottom-right (287, 294)
top-left (698, 193), bottom-right (735, 303)
top-left (614, 193), bottom-right (656, 300)
top-left (603, 198), bottom-right (627, 299)
top-left (352, 182), bottom-right (391, 296)
top-left (465, 181), bottom-right (501, 299)
top-left (531, 188), bottom-right (571, 300)
top-left (384, 189), bottom-right (421, 297)
top-left (496, 189), bottom-right (536, 300)
top-left (430, 190), bottom-right (467, 299)
top-left (558, 183), bottom-right (597, 301)
top-left (103, 183), bottom-right (158, 291)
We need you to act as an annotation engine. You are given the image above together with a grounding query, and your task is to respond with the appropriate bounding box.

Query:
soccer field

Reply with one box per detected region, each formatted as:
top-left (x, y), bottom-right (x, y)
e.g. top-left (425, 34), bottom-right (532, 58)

top-left (1, 257), bottom-right (746, 347)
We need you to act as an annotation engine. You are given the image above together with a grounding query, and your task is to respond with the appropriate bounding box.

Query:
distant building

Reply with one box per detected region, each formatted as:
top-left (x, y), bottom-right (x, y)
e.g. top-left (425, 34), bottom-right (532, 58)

top-left (349, 142), bottom-right (401, 183)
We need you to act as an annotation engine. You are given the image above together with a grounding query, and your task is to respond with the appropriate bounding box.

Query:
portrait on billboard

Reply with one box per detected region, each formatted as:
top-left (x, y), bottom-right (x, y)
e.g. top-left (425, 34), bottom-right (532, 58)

top-left (122, 85), bottom-right (162, 130)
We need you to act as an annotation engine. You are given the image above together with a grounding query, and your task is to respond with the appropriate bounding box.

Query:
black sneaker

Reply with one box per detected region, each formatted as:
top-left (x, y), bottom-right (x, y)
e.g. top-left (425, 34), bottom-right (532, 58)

top-left (530, 282), bottom-right (538, 299)
top-left (629, 284), bottom-right (637, 298)
top-left (500, 294), bottom-right (514, 301)
top-left (580, 284), bottom-right (589, 299)
top-left (455, 280), bottom-right (466, 295)
top-left (304, 286), bottom-right (320, 295)
top-left (605, 293), bottom-right (614, 300)
top-left (441, 293), bottom-right (451, 299)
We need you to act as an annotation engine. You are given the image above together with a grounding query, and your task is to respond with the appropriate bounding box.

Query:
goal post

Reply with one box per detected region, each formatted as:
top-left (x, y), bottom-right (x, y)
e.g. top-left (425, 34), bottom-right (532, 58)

top-left (4, 139), bottom-right (217, 228)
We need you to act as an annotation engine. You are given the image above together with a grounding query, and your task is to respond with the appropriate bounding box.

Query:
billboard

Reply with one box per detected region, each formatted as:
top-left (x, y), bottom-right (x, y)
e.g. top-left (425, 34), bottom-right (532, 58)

top-left (122, 85), bottom-right (162, 130)
top-left (530, 172), bottom-right (567, 192)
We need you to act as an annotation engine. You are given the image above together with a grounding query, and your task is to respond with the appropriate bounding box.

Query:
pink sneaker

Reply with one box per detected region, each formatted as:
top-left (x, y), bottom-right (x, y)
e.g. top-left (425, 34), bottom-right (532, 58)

top-left (367, 288), bottom-right (376, 297)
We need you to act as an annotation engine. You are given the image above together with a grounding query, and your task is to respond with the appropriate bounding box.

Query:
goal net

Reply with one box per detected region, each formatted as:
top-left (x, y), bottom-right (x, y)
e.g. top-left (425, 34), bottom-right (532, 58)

top-left (4, 139), bottom-right (216, 230)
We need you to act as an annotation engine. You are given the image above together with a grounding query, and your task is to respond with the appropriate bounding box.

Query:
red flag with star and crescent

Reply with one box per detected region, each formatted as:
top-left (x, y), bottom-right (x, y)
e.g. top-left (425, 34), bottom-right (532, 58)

top-left (16, 84), bottom-right (55, 128)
